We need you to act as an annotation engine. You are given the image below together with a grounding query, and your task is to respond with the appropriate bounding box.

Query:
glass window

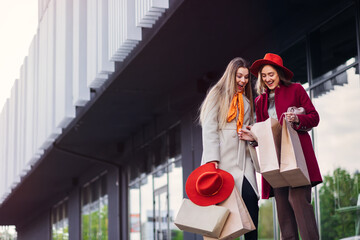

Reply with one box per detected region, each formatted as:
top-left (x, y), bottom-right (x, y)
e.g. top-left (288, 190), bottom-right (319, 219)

top-left (129, 158), bottom-right (183, 240)
top-left (140, 175), bottom-right (153, 240)
top-left (281, 39), bottom-right (308, 86)
top-left (81, 174), bottom-right (108, 240)
top-left (312, 66), bottom-right (360, 239)
top-left (154, 164), bottom-right (168, 240)
top-left (129, 183), bottom-right (141, 240)
top-left (258, 199), bottom-right (275, 239)
top-left (128, 124), bottom-right (182, 240)
top-left (0, 226), bottom-right (17, 240)
top-left (100, 177), bottom-right (108, 240)
top-left (51, 199), bottom-right (69, 240)
top-left (310, 7), bottom-right (357, 79)
top-left (168, 160), bottom-right (183, 240)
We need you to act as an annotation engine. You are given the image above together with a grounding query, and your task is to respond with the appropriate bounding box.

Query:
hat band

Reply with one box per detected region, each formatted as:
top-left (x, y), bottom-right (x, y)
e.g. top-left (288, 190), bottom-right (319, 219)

top-left (195, 172), bottom-right (224, 196)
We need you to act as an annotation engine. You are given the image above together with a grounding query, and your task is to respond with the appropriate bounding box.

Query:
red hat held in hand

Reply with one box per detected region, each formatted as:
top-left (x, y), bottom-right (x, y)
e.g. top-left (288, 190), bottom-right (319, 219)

top-left (185, 163), bottom-right (234, 206)
top-left (250, 53), bottom-right (294, 80)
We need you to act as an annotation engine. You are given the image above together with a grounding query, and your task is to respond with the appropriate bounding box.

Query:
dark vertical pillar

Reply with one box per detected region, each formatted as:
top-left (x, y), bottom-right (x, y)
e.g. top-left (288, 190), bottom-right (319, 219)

top-left (69, 187), bottom-right (80, 240)
top-left (180, 109), bottom-right (204, 240)
top-left (108, 167), bottom-right (121, 240)
top-left (16, 211), bottom-right (51, 240)
top-left (119, 166), bottom-right (129, 240)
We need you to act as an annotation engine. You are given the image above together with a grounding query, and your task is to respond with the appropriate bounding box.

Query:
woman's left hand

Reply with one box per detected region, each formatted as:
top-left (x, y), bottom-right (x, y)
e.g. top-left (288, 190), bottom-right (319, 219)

top-left (285, 112), bottom-right (299, 123)
top-left (238, 127), bottom-right (255, 141)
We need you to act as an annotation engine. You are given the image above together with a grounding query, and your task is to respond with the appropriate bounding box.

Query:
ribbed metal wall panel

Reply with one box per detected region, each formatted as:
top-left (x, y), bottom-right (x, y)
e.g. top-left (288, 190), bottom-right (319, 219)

top-left (0, 0), bottom-right (169, 205)
top-left (19, 59), bottom-right (30, 177)
top-left (1, 101), bottom-right (10, 202)
top-left (0, 105), bottom-right (5, 202)
top-left (39, 0), bottom-right (51, 21)
top-left (73, 0), bottom-right (90, 106)
top-left (55, 0), bottom-right (76, 128)
top-left (135, 0), bottom-right (168, 28)
top-left (18, 61), bottom-right (26, 178)
top-left (8, 80), bottom-right (18, 190)
top-left (37, 8), bottom-right (48, 151)
top-left (47, 0), bottom-right (61, 143)
top-left (87, 0), bottom-right (115, 89)
top-left (24, 36), bottom-right (38, 170)
top-left (108, 0), bottom-right (142, 62)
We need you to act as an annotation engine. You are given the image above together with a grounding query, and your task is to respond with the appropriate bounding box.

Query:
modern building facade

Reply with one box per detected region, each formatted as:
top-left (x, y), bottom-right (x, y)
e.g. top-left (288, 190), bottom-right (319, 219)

top-left (0, 0), bottom-right (359, 239)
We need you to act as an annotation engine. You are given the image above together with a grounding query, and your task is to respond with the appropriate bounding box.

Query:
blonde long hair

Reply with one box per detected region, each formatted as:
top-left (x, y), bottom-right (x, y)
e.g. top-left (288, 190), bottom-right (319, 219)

top-left (199, 57), bottom-right (254, 128)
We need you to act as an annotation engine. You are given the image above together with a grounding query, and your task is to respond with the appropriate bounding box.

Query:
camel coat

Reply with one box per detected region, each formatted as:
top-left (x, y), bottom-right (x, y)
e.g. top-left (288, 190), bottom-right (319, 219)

top-left (201, 95), bottom-right (260, 199)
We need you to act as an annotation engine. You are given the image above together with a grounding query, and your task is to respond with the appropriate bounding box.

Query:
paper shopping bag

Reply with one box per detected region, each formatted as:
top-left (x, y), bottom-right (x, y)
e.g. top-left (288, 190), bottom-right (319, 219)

top-left (174, 198), bottom-right (230, 238)
top-left (250, 118), bottom-right (289, 188)
top-left (203, 188), bottom-right (255, 240)
top-left (280, 118), bottom-right (310, 187)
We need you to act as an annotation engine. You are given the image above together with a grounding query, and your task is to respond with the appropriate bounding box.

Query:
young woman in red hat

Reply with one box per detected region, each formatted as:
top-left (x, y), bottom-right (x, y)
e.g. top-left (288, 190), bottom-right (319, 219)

top-left (240, 53), bottom-right (322, 240)
top-left (199, 57), bottom-right (260, 240)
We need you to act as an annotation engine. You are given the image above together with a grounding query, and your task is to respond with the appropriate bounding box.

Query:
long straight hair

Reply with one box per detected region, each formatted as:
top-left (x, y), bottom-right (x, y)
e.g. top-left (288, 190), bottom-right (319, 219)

top-left (199, 57), bottom-right (254, 128)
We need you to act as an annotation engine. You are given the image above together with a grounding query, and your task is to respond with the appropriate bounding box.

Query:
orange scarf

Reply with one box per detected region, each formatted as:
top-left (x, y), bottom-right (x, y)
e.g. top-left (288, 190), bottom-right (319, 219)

top-left (227, 92), bottom-right (244, 133)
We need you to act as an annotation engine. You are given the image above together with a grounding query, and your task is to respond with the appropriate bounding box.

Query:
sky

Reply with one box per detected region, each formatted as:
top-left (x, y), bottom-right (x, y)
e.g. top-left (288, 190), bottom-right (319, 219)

top-left (0, 0), bottom-right (38, 112)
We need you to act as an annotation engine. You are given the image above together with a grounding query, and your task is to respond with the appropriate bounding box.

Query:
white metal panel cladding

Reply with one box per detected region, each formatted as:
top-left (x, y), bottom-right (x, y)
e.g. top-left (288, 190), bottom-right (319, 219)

top-left (19, 60), bottom-right (30, 177)
top-left (73, 0), bottom-right (90, 106)
top-left (108, 0), bottom-right (142, 62)
top-left (98, 0), bottom-right (115, 75)
top-left (87, 0), bottom-right (115, 89)
top-left (39, 0), bottom-right (52, 21)
top-left (8, 80), bottom-right (18, 190)
top-left (0, 0), bottom-right (169, 204)
top-left (55, 0), bottom-right (76, 128)
top-left (18, 62), bottom-right (26, 178)
top-left (0, 101), bottom-right (10, 202)
top-left (135, 0), bottom-right (168, 28)
top-left (0, 104), bottom-right (6, 202)
top-left (37, 9), bottom-right (49, 151)
top-left (47, 0), bottom-right (62, 143)
top-left (25, 36), bottom-right (37, 169)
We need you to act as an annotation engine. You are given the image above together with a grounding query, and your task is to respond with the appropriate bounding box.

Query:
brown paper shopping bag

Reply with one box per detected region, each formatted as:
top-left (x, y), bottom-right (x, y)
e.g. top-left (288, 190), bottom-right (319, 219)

top-left (280, 118), bottom-right (310, 187)
top-left (203, 188), bottom-right (255, 240)
top-left (174, 198), bottom-right (230, 237)
top-left (250, 118), bottom-right (289, 188)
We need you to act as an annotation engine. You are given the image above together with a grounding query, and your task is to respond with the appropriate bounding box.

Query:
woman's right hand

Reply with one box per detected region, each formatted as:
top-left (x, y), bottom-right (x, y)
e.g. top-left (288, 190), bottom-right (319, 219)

top-left (238, 127), bottom-right (255, 141)
top-left (208, 161), bottom-right (219, 169)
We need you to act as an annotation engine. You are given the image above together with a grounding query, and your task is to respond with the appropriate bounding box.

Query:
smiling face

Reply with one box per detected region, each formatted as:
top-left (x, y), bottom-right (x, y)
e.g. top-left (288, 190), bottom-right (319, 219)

top-left (236, 67), bottom-right (249, 93)
top-left (261, 65), bottom-right (280, 91)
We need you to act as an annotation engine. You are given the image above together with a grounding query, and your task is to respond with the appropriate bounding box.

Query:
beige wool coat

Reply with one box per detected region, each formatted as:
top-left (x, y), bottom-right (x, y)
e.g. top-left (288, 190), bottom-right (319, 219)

top-left (201, 95), bottom-right (260, 199)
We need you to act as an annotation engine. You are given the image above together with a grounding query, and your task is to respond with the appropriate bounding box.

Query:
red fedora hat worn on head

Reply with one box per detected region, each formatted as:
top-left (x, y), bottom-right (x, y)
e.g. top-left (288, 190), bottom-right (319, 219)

top-left (185, 163), bottom-right (235, 206)
top-left (250, 53), bottom-right (294, 80)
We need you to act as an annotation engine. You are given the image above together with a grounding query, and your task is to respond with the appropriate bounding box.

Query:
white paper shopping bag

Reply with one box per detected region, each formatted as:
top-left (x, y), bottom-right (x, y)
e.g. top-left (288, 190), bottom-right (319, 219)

top-left (174, 198), bottom-right (230, 238)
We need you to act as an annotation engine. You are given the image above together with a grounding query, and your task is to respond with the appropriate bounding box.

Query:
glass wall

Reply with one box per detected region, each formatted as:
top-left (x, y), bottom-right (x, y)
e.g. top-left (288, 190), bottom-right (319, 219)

top-left (128, 157), bottom-right (183, 240)
top-left (282, 38), bottom-right (308, 87)
top-left (128, 124), bottom-right (182, 240)
top-left (0, 226), bottom-right (17, 240)
top-left (312, 64), bottom-right (360, 239)
top-left (277, 3), bottom-right (360, 240)
top-left (309, 4), bottom-right (359, 239)
top-left (81, 173), bottom-right (108, 240)
top-left (51, 199), bottom-right (69, 240)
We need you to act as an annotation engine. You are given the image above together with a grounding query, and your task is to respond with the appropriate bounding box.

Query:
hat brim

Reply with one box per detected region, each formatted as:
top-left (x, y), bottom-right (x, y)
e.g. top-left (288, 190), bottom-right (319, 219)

top-left (185, 163), bottom-right (235, 206)
top-left (250, 59), bottom-right (294, 80)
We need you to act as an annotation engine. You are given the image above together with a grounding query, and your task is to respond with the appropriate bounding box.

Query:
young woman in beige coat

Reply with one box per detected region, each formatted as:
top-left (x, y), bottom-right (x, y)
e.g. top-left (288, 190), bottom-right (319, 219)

top-left (199, 57), bottom-right (260, 240)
